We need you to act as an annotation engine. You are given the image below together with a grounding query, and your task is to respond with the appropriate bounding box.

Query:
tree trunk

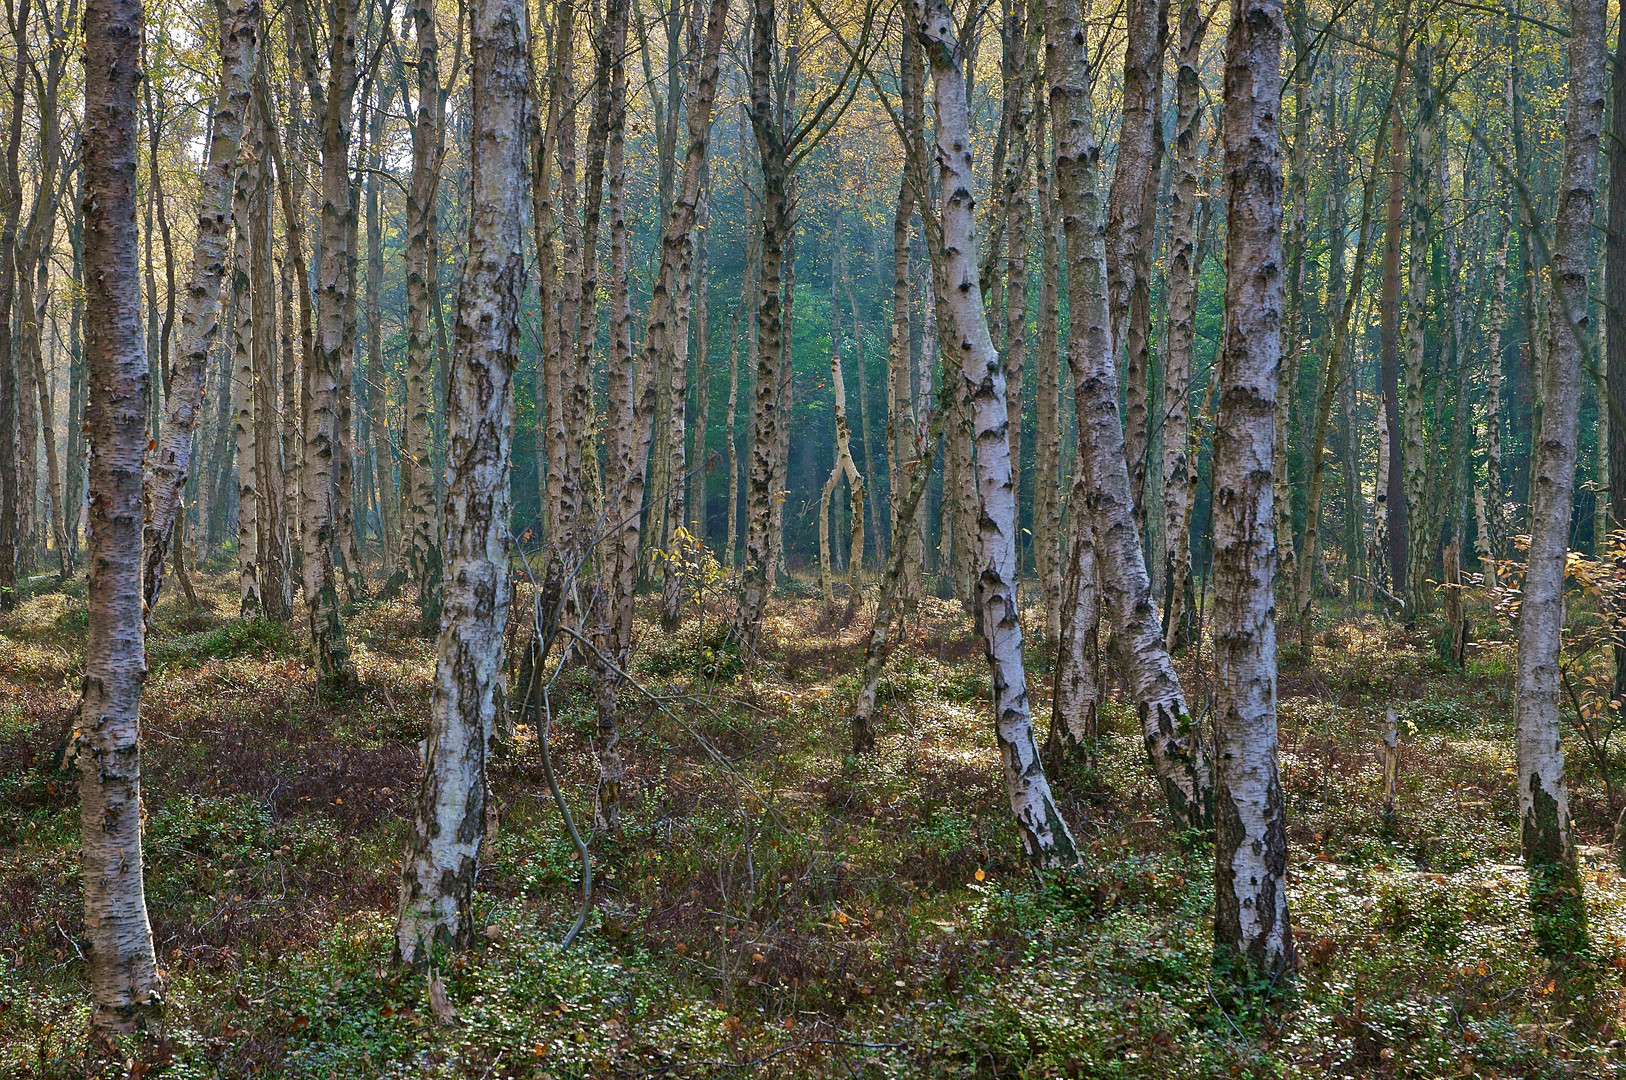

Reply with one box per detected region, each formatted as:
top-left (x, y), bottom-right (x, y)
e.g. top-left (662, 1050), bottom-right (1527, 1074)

top-left (690, 166), bottom-right (712, 545)
top-left (733, 0), bottom-right (794, 652)
top-left (1516, 0), bottom-right (1603, 958)
top-left (139, 0), bottom-right (255, 621)
top-left (1294, 62), bottom-right (1401, 642)
top-left (1035, 90), bottom-right (1063, 640)
top-left (919, 0), bottom-right (1079, 867)
top-left (1159, 0), bottom-right (1208, 651)
top-left (231, 139), bottom-right (263, 616)
top-left (1044, 0), bottom-right (1213, 832)
top-left (395, 0), bottom-right (527, 964)
top-left (366, 86), bottom-right (399, 580)
top-left (1401, 29), bottom-right (1434, 615)
top-left (1379, 35), bottom-right (1407, 603)
top-left (1212, 0), bottom-right (1294, 981)
top-left (819, 250), bottom-right (865, 621)
top-left (250, 92), bottom-right (291, 622)
top-left (1105, 0), bottom-right (1169, 523)
top-left (888, 35), bottom-right (924, 609)
top-left (403, 0), bottom-right (449, 628)
top-left (0, 0), bottom-right (33, 606)
top-left (77, 0), bottom-right (163, 1025)
top-left (291, 0), bottom-right (359, 691)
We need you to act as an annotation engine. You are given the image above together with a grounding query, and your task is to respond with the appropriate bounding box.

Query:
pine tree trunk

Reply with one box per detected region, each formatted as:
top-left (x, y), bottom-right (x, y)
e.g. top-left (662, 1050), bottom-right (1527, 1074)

top-left (395, 0), bottom-right (527, 964)
top-left (1517, 0), bottom-right (1603, 957)
top-left (1044, 0), bottom-right (1213, 831)
top-left (919, 0), bottom-right (1079, 867)
top-left (77, 0), bottom-right (162, 1024)
top-left (1212, 0), bottom-right (1294, 979)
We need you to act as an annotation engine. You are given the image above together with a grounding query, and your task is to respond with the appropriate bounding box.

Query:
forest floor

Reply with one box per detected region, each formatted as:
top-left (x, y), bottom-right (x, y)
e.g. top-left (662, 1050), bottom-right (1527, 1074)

top-left (4, 567), bottom-right (1626, 1077)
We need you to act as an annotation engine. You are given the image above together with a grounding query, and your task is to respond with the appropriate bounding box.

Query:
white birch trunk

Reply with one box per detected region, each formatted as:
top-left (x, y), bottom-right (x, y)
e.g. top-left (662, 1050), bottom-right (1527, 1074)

top-left (1044, 0), bottom-right (1214, 830)
top-left (1516, 0), bottom-right (1604, 955)
top-left (918, 0), bottom-right (1079, 867)
top-left (395, 0), bottom-right (527, 962)
top-left (1212, 0), bottom-right (1294, 978)
top-left (141, 0), bottom-right (261, 619)
top-left (77, 0), bottom-right (162, 1025)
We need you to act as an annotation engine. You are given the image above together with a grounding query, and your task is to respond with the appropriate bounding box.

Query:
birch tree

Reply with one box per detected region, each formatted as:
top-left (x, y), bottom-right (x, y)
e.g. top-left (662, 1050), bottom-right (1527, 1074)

top-left (918, 0), bottom-right (1078, 867)
top-left (291, 0), bottom-right (361, 689)
top-left (1516, 0), bottom-right (1604, 957)
top-left (75, 0), bottom-right (162, 1025)
top-left (1212, 0), bottom-right (1294, 980)
top-left (396, 0), bottom-right (528, 962)
top-left (1044, 0), bottom-right (1213, 830)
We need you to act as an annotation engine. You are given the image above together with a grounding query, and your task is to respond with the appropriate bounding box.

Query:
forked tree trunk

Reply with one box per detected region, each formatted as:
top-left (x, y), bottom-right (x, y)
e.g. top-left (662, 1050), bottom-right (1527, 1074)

top-left (1211, 0), bottom-right (1294, 980)
top-left (395, 0), bottom-right (527, 963)
top-left (1516, 0), bottom-right (1603, 958)
top-left (919, 0), bottom-right (1079, 868)
top-left (851, 359), bottom-right (952, 752)
top-left (292, 0), bottom-right (359, 690)
top-left (1044, 0), bottom-right (1213, 831)
top-left (818, 258), bottom-right (865, 620)
top-left (77, 0), bottom-right (162, 1026)
top-left (1105, 0), bottom-right (1168, 522)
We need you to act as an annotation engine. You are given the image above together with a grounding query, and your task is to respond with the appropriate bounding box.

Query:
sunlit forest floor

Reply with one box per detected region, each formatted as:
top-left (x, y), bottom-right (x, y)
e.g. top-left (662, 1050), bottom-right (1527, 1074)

top-left (5, 566), bottom-right (1626, 1077)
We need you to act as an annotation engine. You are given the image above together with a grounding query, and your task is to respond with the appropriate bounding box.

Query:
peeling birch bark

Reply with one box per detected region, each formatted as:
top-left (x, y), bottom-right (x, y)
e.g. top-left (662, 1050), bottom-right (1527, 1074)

top-left (142, 0), bottom-right (261, 621)
top-left (919, 0), bottom-right (1079, 867)
top-left (1044, 0), bottom-right (1213, 831)
top-left (1212, 0), bottom-right (1294, 980)
top-left (77, 0), bottom-right (163, 1026)
top-left (396, 0), bottom-right (527, 963)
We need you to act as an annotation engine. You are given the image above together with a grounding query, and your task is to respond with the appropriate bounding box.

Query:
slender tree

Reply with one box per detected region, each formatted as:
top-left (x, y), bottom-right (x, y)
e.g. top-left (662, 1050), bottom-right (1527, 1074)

top-left (918, 0), bottom-right (1078, 867)
top-left (1044, 0), bottom-right (1213, 829)
top-left (1516, 0), bottom-right (1604, 957)
top-left (76, 0), bottom-right (162, 1027)
top-left (1212, 0), bottom-right (1294, 981)
top-left (396, 0), bottom-right (528, 962)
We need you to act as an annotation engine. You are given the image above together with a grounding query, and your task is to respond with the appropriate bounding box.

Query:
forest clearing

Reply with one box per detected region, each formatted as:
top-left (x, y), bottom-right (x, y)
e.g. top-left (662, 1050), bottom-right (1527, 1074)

top-left (5, 570), bottom-right (1626, 1076)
